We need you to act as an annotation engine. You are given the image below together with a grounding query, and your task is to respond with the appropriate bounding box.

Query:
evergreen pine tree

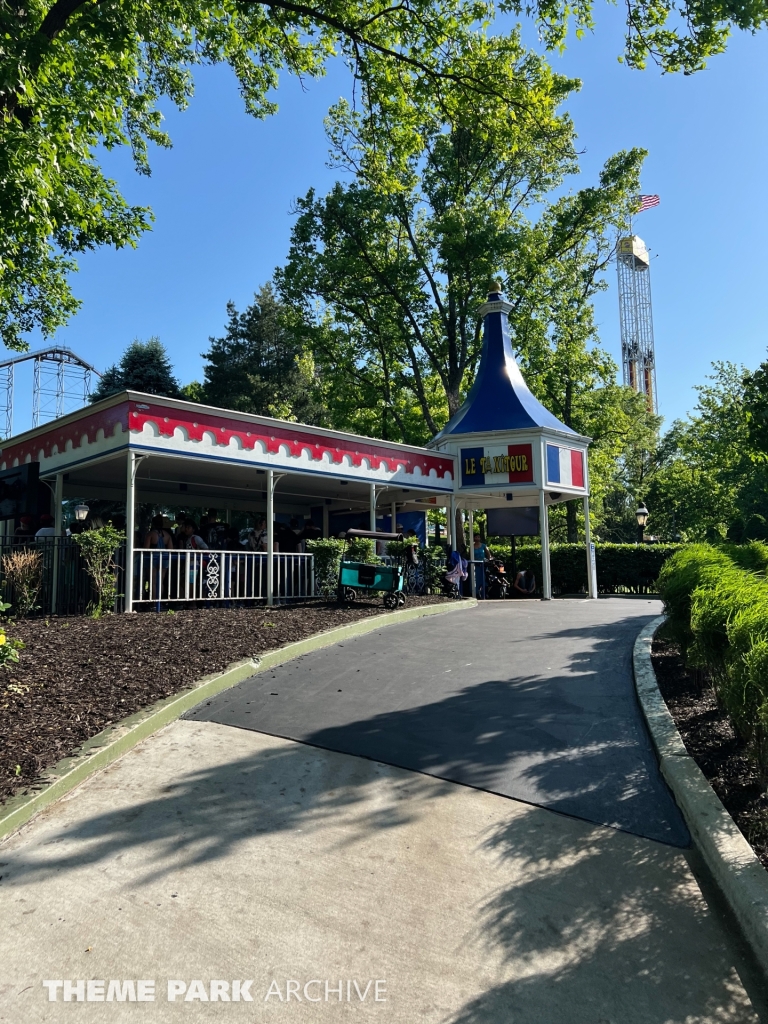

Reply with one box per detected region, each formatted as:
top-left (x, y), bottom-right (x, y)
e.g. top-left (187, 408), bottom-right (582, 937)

top-left (90, 338), bottom-right (181, 402)
top-left (89, 364), bottom-right (123, 403)
top-left (201, 284), bottom-right (325, 423)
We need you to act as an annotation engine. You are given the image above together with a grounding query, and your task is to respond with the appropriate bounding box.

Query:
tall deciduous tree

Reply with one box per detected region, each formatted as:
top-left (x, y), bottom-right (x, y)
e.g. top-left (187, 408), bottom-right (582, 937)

top-left (0, 0), bottom-right (565, 351)
top-left (3, 0), bottom-right (759, 352)
top-left (743, 358), bottom-right (768, 459)
top-left (278, 43), bottom-right (645, 447)
top-left (644, 361), bottom-right (767, 541)
top-left (276, 43), bottom-right (659, 540)
top-left (90, 337), bottom-right (181, 401)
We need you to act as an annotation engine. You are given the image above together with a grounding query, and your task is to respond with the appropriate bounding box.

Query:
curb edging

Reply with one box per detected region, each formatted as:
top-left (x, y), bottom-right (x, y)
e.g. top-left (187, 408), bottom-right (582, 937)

top-left (0, 598), bottom-right (477, 842)
top-left (634, 616), bottom-right (768, 970)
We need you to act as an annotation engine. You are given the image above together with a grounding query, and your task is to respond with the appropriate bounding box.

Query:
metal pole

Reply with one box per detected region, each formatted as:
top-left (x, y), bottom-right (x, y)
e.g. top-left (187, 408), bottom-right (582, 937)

top-left (322, 503), bottom-right (329, 539)
top-left (125, 452), bottom-right (135, 613)
top-left (539, 489), bottom-right (552, 601)
top-left (53, 473), bottom-right (63, 535)
top-left (583, 495), bottom-right (598, 599)
top-left (51, 473), bottom-right (63, 615)
top-left (467, 509), bottom-right (476, 598)
top-left (369, 483), bottom-right (377, 533)
top-left (390, 501), bottom-right (397, 534)
top-left (267, 469), bottom-right (274, 607)
top-left (449, 495), bottom-right (457, 549)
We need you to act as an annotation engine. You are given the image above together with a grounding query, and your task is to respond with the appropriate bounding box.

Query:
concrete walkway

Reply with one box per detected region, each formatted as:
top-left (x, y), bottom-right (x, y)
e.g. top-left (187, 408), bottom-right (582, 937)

top-left (0, 599), bottom-right (764, 1022)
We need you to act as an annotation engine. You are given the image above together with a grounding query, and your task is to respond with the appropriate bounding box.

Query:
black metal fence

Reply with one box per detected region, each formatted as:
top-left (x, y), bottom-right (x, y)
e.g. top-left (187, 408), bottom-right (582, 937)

top-left (0, 537), bottom-right (126, 617)
top-left (0, 539), bottom-right (316, 616)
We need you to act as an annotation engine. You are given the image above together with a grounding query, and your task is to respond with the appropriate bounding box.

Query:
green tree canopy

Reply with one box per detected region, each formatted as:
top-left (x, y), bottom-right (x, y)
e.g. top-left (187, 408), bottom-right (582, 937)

top-left (276, 45), bottom-right (658, 541)
top-left (278, 43), bottom-right (645, 439)
top-left (90, 337), bottom-right (181, 401)
top-left (0, 0), bottom-right (569, 352)
top-left (643, 361), bottom-right (768, 542)
top-left (514, 0), bottom-right (767, 73)
top-left (2, 0), bottom-right (761, 352)
top-left (199, 283), bottom-right (325, 423)
top-left (743, 357), bottom-right (768, 459)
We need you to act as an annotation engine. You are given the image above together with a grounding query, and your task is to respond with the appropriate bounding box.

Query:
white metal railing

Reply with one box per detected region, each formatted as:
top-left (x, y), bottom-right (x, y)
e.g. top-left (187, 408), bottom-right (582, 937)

top-left (132, 549), bottom-right (314, 604)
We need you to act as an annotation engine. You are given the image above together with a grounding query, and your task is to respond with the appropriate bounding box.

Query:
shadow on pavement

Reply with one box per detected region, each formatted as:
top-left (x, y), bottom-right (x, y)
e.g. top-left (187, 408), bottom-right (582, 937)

top-left (190, 609), bottom-right (688, 844)
top-left (4, 602), bottom-right (757, 1021)
top-left (3, 734), bottom-right (755, 1023)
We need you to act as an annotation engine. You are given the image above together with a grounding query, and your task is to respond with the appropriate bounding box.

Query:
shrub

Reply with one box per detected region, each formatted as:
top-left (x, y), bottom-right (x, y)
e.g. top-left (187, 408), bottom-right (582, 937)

top-left (1, 548), bottom-right (43, 617)
top-left (420, 546), bottom-right (446, 593)
top-left (305, 538), bottom-right (344, 598)
top-left (305, 536), bottom-right (382, 598)
top-left (73, 524), bottom-right (125, 616)
top-left (739, 640), bottom-right (768, 765)
top-left (345, 536), bottom-right (378, 564)
top-left (721, 541), bottom-right (768, 574)
top-left (687, 566), bottom-right (761, 671)
top-left (657, 543), bottom-right (768, 774)
top-left (722, 596), bottom-right (768, 757)
top-left (0, 601), bottom-right (23, 670)
top-left (486, 542), bottom-right (683, 597)
top-left (656, 544), bottom-right (733, 648)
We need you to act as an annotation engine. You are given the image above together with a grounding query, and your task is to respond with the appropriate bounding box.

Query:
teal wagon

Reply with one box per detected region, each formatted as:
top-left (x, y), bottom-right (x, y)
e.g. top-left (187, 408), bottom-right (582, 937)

top-left (338, 529), bottom-right (405, 609)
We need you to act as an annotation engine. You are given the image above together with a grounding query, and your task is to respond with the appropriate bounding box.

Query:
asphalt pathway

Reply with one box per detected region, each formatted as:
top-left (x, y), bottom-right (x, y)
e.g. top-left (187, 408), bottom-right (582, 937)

top-left (187, 598), bottom-right (689, 846)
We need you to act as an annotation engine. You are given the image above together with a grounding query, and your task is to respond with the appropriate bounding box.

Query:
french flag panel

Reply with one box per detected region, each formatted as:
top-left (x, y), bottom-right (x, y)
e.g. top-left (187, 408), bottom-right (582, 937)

top-left (546, 444), bottom-right (585, 488)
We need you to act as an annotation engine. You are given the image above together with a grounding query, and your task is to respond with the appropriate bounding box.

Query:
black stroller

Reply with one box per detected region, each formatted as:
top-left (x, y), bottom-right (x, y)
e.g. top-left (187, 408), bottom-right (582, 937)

top-left (485, 557), bottom-right (510, 599)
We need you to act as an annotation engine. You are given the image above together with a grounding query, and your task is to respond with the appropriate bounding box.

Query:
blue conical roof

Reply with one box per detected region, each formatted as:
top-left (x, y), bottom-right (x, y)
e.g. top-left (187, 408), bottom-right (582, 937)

top-left (432, 289), bottom-right (576, 440)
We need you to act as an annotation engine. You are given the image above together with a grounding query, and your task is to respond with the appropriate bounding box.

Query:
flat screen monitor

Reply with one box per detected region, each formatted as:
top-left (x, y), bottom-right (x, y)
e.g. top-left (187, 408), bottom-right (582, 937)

top-left (486, 506), bottom-right (539, 537)
top-left (0, 462), bottom-right (40, 521)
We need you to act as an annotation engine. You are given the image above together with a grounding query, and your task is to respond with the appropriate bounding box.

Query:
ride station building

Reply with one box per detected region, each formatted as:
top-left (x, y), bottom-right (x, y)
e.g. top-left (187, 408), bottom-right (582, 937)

top-left (0, 287), bottom-right (595, 609)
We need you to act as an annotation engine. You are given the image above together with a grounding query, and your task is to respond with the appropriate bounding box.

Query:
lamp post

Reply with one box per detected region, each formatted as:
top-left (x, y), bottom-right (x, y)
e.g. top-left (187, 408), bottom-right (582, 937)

top-left (635, 502), bottom-right (649, 545)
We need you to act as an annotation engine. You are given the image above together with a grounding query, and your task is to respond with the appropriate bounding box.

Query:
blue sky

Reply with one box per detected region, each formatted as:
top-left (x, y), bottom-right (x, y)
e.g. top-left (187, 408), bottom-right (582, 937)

top-left (11, 6), bottom-right (768, 435)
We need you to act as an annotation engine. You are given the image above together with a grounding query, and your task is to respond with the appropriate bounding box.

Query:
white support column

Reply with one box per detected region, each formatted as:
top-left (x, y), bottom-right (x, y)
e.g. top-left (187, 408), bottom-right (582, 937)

top-left (125, 452), bottom-right (135, 613)
top-left (449, 495), bottom-right (457, 549)
top-left (539, 489), bottom-right (552, 601)
top-left (267, 469), bottom-right (275, 607)
top-left (390, 501), bottom-right (397, 534)
top-left (584, 494), bottom-right (598, 599)
top-left (322, 503), bottom-right (329, 539)
top-left (467, 508), bottom-right (476, 598)
top-left (369, 484), bottom-right (377, 533)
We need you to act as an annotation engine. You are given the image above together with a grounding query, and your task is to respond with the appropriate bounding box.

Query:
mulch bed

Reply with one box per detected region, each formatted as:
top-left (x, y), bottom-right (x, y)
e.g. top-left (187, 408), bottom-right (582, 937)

top-left (0, 597), bottom-right (447, 805)
top-left (652, 637), bottom-right (768, 870)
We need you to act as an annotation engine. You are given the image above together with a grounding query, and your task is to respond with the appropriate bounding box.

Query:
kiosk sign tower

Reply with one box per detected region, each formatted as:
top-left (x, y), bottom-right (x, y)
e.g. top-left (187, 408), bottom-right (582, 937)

top-left (429, 285), bottom-right (595, 599)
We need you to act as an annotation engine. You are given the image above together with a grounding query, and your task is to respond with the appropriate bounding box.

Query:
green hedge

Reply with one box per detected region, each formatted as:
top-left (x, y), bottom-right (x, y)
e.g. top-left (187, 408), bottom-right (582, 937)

top-left (488, 543), bottom-right (683, 595)
top-left (305, 538), bottom-right (344, 598)
top-left (657, 543), bottom-right (768, 770)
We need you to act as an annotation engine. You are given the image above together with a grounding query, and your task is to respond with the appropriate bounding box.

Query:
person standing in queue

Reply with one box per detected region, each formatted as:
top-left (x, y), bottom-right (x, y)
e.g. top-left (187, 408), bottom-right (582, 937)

top-left (472, 532), bottom-right (488, 599)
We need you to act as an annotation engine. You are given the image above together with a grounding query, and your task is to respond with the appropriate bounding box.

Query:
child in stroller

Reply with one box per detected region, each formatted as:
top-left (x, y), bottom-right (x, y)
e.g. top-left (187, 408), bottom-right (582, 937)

top-left (442, 548), bottom-right (468, 599)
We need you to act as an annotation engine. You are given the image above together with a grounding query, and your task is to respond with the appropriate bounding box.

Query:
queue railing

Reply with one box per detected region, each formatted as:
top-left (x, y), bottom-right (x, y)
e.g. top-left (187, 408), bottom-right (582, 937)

top-left (131, 549), bottom-right (315, 605)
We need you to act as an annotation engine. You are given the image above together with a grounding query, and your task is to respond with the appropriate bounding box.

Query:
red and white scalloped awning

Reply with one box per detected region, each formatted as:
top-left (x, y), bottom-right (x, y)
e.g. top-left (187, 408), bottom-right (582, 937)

top-left (0, 393), bottom-right (455, 493)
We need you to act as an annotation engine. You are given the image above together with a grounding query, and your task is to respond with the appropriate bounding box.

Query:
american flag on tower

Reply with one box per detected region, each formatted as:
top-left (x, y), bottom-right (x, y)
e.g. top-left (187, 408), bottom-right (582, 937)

top-left (637, 194), bottom-right (660, 212)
